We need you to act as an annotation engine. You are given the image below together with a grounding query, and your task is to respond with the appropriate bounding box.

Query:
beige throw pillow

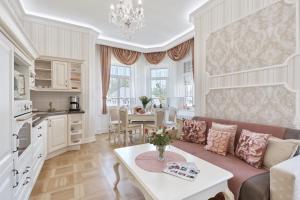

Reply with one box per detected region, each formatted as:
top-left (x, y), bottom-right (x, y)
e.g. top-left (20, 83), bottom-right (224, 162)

top-left (211, 122), bottom-right (237, 155)
top-left (263, 137), bottom-right (299, 169)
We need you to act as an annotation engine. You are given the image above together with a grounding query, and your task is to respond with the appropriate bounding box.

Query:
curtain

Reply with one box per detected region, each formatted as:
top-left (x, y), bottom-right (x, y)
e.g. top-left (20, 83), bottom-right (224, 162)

top-left (100, 45), bottom-right (112, 114)
top-left (167, 39), bottom-right (192, 61)
top-left (112, 48), bottom-right (141, 65)
top-left (191, 38), bottom-right (195, 76)
top-left (144, 51), bottom-right (166, 65)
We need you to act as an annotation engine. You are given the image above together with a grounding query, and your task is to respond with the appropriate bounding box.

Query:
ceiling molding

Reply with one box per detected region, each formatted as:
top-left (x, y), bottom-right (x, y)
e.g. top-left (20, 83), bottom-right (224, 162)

top-left (17, 0), bottom-right (202, 52)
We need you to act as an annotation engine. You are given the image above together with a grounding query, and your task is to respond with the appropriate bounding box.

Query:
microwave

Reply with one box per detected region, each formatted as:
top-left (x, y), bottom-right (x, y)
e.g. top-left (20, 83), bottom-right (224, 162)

top-left (14, 70), bottom-right (26, 99)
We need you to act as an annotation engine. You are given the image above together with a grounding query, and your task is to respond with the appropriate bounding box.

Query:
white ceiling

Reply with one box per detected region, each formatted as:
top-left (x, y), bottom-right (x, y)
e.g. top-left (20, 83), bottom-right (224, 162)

top-left (19, 0), bottom-right (208, 50)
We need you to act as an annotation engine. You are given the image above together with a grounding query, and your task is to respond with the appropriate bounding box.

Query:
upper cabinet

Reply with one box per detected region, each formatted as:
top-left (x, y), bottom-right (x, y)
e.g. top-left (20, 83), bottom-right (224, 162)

top-left (52, 61), bottom-right (69, 90)
top-left (32, 57), bottom-right (82, 92)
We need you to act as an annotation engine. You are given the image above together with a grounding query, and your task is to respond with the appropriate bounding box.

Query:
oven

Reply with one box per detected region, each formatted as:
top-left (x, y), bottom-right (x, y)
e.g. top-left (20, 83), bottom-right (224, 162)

top-left (12, 100), bottom-right (33, 190)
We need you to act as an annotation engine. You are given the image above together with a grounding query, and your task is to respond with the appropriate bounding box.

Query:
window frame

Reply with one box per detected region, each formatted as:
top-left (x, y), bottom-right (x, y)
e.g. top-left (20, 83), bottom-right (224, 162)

top-left (107, 64), bottom-right (132, 107)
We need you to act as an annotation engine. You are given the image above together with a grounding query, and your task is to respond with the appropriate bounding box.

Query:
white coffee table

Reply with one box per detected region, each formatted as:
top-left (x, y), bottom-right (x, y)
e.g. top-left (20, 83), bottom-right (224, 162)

top-left (113, 144), bottom-right (234, 200)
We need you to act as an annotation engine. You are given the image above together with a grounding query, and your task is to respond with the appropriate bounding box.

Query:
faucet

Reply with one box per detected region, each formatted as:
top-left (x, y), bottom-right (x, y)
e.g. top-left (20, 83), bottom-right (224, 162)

top-left (48, 102), bottom-right (56, 112)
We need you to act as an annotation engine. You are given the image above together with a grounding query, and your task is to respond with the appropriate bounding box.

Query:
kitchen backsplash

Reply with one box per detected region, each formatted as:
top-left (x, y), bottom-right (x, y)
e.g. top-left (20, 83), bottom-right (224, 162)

top-left (31, 92), bottom-right (79, 111)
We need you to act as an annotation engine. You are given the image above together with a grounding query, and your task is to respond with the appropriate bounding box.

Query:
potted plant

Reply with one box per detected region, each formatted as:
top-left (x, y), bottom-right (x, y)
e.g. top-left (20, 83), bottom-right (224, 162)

top-left (139, 96), bottom-right (152, 110)
top-left (147, 127), bottom-right (172, 161)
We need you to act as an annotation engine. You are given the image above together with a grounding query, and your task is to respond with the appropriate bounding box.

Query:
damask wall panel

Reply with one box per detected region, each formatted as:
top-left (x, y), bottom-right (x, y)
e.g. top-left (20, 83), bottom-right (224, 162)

top-left (206, 85), bottom-right (296, 127)
top-left (206, 1), bottom-right (296, 76)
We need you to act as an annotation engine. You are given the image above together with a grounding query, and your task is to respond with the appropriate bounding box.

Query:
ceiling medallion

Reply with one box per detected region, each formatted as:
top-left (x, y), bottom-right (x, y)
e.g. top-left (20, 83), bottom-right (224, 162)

top-left (110, 0), bottom-right (145, 39)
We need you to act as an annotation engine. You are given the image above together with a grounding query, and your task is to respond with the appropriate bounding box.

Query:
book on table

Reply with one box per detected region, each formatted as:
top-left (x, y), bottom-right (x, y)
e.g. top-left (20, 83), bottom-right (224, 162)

top-left (163, 162), bottom-right (200, 181)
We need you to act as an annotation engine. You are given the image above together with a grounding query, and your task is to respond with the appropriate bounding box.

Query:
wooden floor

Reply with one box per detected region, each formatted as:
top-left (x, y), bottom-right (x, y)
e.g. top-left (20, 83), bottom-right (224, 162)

top-left (30, 134), bottom-right (144, 200)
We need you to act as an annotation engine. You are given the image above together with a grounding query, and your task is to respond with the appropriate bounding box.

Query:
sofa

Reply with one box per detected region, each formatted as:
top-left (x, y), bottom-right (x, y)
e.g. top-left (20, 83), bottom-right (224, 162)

top-left (173, 117), bottom-right (300, 200)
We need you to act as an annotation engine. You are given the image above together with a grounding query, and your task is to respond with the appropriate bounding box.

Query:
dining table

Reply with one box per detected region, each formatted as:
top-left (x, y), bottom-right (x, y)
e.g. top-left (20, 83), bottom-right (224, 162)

top-left (128, 112), bottom-right (155, 141)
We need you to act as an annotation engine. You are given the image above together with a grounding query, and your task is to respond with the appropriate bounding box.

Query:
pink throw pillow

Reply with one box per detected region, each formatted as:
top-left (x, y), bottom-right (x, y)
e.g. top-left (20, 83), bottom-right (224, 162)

top-left (211, 122), bottom-right (238, 155)
top-left (236, 129), bottom-right (270, 168)
top-left (181, 120), bottom-right (207, 144)
top-left (205, 129), bottom-right (231, 156)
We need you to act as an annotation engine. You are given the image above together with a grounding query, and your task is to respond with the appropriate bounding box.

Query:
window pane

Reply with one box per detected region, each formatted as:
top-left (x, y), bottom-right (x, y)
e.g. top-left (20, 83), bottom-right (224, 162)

top-left (108, 77), bottom-right (118, 98)
top-left (151, 68), bottom-right (168, 78)
top-left (151, 79), bottom-right (167, 98)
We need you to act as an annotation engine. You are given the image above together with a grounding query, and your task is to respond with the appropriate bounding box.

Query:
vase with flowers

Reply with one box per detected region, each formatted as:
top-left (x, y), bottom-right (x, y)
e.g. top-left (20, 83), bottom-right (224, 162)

top-left (148, 127), bottom-right (172, 161)
top-left (139, 96), bottom-right (152, 110)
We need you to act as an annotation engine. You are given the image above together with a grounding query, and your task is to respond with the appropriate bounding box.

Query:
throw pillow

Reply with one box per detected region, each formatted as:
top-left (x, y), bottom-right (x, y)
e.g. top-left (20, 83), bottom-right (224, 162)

top-left (263, 137), bottom-right (298, 169)
top-left (181, 120), bottom-right (207, 144)
top-left (236, 129), bottom-right (270, 168)
top-left (211, 122), bottom-right (238, 155)
top-left (205, 129), bottom-right (231, 156)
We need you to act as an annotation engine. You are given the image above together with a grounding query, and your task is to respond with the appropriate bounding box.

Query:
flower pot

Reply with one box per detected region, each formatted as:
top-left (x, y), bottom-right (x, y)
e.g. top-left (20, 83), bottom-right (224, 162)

top-left (156, 145), bottom-right (166, 161)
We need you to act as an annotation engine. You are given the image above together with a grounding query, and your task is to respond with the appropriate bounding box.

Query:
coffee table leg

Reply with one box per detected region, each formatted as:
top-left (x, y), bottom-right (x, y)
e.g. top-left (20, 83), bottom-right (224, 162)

top-left (113, 162), bottom-right (120, 188)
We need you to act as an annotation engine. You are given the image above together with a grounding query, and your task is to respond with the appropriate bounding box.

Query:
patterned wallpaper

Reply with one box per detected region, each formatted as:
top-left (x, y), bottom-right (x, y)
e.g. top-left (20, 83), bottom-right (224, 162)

top-left (206, 1), bottom-right (296, 76)
top-left (206, 85), bottom-right (296, 128)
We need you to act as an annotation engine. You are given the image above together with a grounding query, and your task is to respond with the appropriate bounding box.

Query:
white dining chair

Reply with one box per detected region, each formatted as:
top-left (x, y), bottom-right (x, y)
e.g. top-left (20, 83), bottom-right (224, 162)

top-left (144, 109), bottom-right (165, 135)
top-left (108, 106), bottom-right (120, 145)
top-left (119, 107), bottom-right (143, 146)
top-left (164, 107), bottom-right (177, 128)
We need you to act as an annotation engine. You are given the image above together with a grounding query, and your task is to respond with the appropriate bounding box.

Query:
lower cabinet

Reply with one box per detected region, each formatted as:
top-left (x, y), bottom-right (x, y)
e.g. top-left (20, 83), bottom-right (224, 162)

top-left (47, 115), bottom-right (68, 153)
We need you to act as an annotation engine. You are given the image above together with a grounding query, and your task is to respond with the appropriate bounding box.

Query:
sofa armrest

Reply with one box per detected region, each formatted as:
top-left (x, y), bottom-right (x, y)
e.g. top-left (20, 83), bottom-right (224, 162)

top-left (270, 155), bottom-right (300, 200)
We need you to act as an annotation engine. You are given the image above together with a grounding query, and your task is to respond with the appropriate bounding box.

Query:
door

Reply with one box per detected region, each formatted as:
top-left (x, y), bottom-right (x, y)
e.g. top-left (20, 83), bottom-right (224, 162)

top-left (0, 32), bottom-right (13, 199)
top-left (48, 115), bottom-right (68, 153)
top-left (52, 61), bottom-right (68, 89)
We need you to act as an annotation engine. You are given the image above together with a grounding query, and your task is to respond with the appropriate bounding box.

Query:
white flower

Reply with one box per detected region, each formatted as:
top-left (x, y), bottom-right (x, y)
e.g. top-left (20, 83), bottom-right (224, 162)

top-left (156, 129), bottom-right (163, 135)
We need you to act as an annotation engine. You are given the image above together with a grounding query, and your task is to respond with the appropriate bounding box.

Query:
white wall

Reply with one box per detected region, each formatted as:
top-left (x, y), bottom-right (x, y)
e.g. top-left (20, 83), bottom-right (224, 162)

top-left (191, 0), bottom-right (300, 128)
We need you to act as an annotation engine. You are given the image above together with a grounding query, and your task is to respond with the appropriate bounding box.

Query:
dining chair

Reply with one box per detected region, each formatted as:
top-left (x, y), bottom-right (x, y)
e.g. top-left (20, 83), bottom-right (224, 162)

top-left (108, 106), bottom-right (120, 145)
top-left (164, 107), bottom-right (177, 128)
top-left (119, 107), bottom-right (143, 146)
top-left (144, 109), bottom-right (165, 135)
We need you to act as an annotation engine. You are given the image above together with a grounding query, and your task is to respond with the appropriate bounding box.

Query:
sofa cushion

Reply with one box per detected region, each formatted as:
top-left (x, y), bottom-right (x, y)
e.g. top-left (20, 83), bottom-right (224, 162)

top-left (172, 140), bottom-right (267, 199)
top-left (236, 130), bottom-right (270, 168)
top-left (205, 129), bottom-right (231, 156)
top-left (263, 137), bottom-right (298, 169)
top-left (181, 120), bottom-right (206, 144)
top-left (211, 122), bottom-right (238, 155)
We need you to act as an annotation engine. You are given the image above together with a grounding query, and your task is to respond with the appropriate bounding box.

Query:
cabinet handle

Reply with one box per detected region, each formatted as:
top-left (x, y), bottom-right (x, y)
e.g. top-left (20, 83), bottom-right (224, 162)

top-left (23, 177), bottom-right (31, 186)
top-left (23, 166), bottom-right (30, 175)
top-left (38, 134), bottom-right (42, 138)
top-left (12, 169), bottom-right (19, 188)
top-left (38, 154), bottom-right (42, 159)
top-left (12, 147), bottom-right (19, 153)
top-left (38, 126), bottom-right (42, 130)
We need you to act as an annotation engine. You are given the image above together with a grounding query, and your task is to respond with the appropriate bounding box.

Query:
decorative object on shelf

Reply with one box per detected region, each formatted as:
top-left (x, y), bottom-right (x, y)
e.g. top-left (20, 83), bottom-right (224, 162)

top-left (148, 127), bottom-right (172, 161)
top-left (139, 96), bottom-right (152, 109)
top-left (109, 0), bottom-right (145, 37)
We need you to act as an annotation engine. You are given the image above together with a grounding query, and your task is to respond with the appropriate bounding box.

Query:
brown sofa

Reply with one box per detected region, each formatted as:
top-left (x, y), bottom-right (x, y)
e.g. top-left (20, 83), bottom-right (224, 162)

top-left (173, 117), bottom-right (300, 200)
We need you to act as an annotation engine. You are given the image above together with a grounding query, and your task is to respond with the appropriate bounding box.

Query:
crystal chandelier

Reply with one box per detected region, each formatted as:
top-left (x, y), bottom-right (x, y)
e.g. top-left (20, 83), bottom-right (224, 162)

top-left (110, 0), bottom-right (145, 38)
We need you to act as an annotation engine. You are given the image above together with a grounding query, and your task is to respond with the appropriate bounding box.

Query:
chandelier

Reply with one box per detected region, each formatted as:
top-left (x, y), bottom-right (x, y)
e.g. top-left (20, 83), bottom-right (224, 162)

top-left (110, 0), bottom-right (145, 38)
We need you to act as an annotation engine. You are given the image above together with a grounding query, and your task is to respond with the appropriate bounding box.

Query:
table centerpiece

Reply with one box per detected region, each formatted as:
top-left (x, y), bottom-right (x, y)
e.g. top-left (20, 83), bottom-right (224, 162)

top-left (148, 127), bottom-right (172, 161)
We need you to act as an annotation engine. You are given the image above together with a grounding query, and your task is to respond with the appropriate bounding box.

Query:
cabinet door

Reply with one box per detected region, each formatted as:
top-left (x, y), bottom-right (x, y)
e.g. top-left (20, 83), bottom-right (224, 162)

top-left (52, 61), bottom-right (68, 89)
top-left (0, 33), bottom-right (13, 199)
top-left (47, 115), bottom-right (68, 153)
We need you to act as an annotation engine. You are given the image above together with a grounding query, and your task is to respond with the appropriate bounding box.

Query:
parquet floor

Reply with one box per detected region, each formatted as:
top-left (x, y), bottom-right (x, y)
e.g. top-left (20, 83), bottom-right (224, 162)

top-left (30, 134), bottom-right (144, 200)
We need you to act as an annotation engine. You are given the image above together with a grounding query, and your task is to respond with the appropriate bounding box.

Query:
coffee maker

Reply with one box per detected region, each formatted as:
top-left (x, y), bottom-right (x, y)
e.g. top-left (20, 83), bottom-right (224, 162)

top-left (69, 96), bottom-right (80, 111)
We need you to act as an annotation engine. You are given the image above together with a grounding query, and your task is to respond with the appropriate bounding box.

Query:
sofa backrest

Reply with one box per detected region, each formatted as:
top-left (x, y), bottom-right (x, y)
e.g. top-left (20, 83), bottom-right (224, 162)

top-left (192, 117), bottom-right (300, 149)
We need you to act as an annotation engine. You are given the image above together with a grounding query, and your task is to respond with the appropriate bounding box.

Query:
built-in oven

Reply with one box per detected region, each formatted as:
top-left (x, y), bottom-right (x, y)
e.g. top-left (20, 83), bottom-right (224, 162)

top-left (12, 100), bottom-right (33, 190)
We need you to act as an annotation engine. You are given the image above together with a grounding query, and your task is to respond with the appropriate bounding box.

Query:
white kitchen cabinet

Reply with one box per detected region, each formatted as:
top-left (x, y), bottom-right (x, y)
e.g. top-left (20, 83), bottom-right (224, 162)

top-left (52, 61), bottom-right (68, 89)
top-left (47, 115), bottom-right (68, 153)
top-left (0, 32), bottom-right (14, 200)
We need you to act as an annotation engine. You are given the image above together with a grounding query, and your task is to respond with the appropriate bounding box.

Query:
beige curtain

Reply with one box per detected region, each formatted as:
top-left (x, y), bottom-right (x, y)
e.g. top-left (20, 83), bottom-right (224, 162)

top-left (100, 45), bottom-right (112, 114)
top-left (112, 48), bottom-right (141, 65)
top-left (167, 39), bottom-right (192, 61)
top-left (144, 51), bottom-right (166, 65)
top-left (191, 38), bottom-right (194, 76)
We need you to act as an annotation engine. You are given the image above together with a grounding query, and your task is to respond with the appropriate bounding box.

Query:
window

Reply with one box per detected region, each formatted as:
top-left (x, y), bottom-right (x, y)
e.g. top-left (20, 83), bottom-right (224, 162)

top-left (183, 61), bottom-right (194, 107)
top-left (150, 68), bottom-right (168, 105)
top-left (107, 64), bottom-right (132, 106)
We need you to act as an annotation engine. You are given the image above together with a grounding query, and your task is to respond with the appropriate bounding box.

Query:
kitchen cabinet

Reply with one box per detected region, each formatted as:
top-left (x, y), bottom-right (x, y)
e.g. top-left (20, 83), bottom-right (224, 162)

top-left (0, 32), bottom-right (14, 200)
top-left (52, 61), bottom-right (68, 89)
top-left (47, 115), bottom-right (68, 153)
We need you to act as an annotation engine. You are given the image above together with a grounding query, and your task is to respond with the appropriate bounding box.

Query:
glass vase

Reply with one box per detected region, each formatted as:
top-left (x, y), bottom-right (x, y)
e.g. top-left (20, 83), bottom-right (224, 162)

top-left (156, 145), bottom-right (166, 161)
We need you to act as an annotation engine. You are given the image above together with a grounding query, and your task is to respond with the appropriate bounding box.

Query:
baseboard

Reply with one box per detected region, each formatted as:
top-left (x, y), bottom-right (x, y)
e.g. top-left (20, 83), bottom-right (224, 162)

top-left (46, 145), bottom-right (80, 160)
top-left (96, 128), bottom-right (109, 134)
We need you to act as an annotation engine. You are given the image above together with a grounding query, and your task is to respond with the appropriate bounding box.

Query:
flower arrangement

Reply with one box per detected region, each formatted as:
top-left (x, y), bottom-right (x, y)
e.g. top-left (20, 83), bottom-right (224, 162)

top-left (147, 127), bottom-right (172, 161)
top-left (139, 96), bottom-right (152, 109)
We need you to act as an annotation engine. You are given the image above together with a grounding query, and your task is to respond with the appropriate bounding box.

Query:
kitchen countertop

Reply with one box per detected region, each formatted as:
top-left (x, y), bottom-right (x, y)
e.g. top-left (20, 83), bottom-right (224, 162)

top-left (32, 110), bottom-right (85, 127)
